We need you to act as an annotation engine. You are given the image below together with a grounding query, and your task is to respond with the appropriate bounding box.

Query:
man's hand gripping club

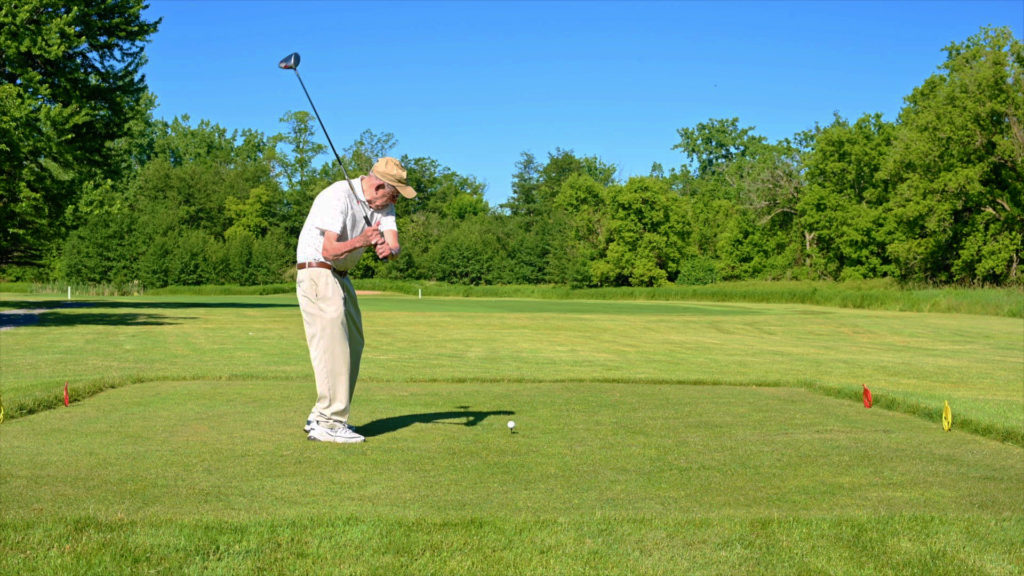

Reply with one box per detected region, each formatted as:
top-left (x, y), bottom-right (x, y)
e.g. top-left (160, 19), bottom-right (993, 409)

top-left (320, 223), bottom-right (391, 262)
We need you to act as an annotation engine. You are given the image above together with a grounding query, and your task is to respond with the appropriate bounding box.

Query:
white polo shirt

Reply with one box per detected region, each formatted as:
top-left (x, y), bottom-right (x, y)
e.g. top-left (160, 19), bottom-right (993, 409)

top-left (296, 178), bottom-right (397, 271)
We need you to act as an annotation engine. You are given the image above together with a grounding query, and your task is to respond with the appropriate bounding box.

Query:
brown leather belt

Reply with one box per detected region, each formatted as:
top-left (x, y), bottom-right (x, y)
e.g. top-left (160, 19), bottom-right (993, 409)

top-left (296, 262), bottom-right (347, 276)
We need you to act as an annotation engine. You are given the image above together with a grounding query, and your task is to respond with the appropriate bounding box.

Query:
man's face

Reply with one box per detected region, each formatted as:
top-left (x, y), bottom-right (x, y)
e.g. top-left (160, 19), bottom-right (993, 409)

top-left (365, 175), bottom-right (399, 210)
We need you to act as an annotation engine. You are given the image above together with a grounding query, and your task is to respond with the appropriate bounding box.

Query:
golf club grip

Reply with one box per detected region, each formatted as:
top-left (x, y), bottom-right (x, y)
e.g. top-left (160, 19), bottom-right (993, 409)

top-left (365, 216), bottom-right (391, 261)
top-left (351, 185), bottom-right (387, 261)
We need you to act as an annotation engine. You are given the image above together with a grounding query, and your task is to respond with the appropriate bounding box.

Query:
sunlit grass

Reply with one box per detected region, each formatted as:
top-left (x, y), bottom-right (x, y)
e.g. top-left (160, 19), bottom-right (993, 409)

top-left (1, 293), bottom-right (1021, 439)
top-left (3, 380), bottom-right (1022, 574)
top-left (1, 292), bottom-right (1021, 573)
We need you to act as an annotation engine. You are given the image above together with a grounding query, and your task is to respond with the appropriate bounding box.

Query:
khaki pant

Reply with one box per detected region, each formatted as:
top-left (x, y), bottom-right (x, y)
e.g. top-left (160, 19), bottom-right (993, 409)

top-left (296, 268), bottom-right (363, 425)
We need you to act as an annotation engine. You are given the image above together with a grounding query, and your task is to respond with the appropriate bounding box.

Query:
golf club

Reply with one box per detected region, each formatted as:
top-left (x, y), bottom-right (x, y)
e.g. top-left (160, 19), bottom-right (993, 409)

top-left (278, 52), bottom-right (372, 228)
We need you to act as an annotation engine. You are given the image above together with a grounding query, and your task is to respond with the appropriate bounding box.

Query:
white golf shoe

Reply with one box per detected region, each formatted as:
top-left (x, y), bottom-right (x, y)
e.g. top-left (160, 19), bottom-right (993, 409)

top-left (305, 415), bottom-right (357, 434)
top-left (307, 421), bottom-right (365, 444)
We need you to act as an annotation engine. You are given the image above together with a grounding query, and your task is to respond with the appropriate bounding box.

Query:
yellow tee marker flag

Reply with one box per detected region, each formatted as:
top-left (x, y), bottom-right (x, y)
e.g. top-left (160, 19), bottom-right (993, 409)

top-left (942, 401), bottom-right (952, 431)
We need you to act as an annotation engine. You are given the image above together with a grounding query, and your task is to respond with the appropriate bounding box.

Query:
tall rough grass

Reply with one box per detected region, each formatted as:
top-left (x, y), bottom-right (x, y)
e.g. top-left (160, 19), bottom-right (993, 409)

top-left (4, 279), bottom-right (1020, 317)
top-left (355, 279), bottom-right (1023, 318)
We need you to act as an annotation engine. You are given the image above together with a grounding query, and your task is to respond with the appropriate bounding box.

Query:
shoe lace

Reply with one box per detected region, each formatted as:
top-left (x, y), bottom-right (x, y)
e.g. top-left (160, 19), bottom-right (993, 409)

top-left (313, 421), bottom-right (359, 436)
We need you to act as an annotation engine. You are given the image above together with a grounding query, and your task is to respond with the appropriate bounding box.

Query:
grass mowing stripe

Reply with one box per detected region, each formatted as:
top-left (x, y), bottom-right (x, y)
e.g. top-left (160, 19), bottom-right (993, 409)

top-left (7, 374), bottom-right (1022, 446)
top-left (3, 516), bottom-right (1022, 575)
top-left (4, 381), bottom-right (1021, 518)
top-left (2, 378), bottom-right (1021, 573)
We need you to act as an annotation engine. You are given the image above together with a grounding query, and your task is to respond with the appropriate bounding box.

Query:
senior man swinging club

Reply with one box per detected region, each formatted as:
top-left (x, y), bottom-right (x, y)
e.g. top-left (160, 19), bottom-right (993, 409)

top-left (296, 157), bottom-right (415, 443)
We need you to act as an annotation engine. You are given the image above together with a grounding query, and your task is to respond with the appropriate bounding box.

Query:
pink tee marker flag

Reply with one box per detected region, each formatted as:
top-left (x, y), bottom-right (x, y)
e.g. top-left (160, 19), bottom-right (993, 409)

top-left (862, 384), bottom-right (873, 408)
top-left (63, 381), bottom-right (69, 407)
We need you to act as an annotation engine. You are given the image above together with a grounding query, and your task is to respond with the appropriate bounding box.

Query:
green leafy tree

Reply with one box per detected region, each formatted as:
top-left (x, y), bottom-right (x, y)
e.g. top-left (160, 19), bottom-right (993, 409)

top-left (250, 228), bottom-right (293, 285)
top-left (62, 116), bottom-right (282, 286)
top-left (399, 156), bottom-right (489, 219)
top-left (798, 113), bottom-right (896, 279)
top-left (548, 173), bottom-right (606, 286)
top-left (270, 111), bottom-right (325, 191)
top-left (270, 111), bottom-right (332, 235)
top-left (883, 26), bottom-right (1023, 284)
top-left (538, 148), bottom-right (617, 200)
top-left (0, 0), bottom-right (159, 270)
top-left (502, 149), bottom-right (618, 283)
top-left (591, 177), bottom-right (685, 286)
top-left (502, 152), bottom-right (544, 216)
top-left (505, 212), bottom-right (565, 284)
top-left (59, 209), bottom-right (135, 284)
top-left (503, 149), bottom-right (617, 215)
top-left (343, 129), bottom-right (397, 174)
top-left (131, 118), bottom-right (276, 236)
top-left (720, 137), bottom-right (806, 278)
top-left (225, 185), bottom-right (285, 238)
top-left (672, 118), bottom-right (807, 280)
top-left (426, 214), bottom-right (510, 285)
top-left (673, 118), bottom-right (767, 180)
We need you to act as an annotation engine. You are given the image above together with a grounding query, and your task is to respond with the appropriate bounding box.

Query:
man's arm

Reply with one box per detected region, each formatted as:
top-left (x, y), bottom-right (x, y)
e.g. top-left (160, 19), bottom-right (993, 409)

top-left (321, 225), bottom-right (385, 261)
top-left (383, 229), bottom-right (400, 258)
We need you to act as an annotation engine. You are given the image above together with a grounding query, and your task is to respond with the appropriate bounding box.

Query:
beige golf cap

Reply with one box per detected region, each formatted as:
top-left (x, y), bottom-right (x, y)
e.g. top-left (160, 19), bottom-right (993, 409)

top-left (372, 157), bottom-right (417, 198)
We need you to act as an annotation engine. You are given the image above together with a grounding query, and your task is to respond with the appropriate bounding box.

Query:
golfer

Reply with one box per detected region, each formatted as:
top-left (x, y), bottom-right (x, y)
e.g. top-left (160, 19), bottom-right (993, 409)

top-left (296, 157), bottom-right (415, 443)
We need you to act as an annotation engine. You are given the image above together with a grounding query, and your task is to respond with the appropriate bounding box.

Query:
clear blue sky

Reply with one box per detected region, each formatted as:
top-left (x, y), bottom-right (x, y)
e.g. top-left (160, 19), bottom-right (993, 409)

top-left (142, 0), bottom-right (1022, 205)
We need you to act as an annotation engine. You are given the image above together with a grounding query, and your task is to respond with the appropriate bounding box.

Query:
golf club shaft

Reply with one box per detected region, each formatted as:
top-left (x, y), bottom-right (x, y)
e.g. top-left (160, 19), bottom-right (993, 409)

top-left (290, 70), bottom-right (350, 182)
top-left (280, 53), bottom-right (392, 259)
top-left (287, 68), bottom-right (373, 228)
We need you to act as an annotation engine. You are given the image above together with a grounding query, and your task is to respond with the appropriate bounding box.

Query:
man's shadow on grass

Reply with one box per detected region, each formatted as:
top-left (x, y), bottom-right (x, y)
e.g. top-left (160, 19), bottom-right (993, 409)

top-left (0, 308), bottom-right (183, 329)
top-left (359, 407), bottom-right (515, 438)
top-left (0, 299), bottom-right (294, 330)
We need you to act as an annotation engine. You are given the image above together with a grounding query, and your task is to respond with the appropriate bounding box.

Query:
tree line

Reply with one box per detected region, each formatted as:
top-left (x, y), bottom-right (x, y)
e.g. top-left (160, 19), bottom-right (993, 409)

top-left (2, 2), bottom-right (1021, 287)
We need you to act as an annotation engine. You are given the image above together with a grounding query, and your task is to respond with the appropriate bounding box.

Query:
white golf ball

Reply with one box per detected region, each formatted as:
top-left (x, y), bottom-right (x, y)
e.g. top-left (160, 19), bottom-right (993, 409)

top-left (507, 420), bottom-right (516, 430)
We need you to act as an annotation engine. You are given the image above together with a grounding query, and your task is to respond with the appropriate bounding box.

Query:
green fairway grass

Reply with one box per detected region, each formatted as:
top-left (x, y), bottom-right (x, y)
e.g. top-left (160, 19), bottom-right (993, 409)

top-left (2, 293), bottom-right (1020, 441)
top-left (1, 293), bottom-right (1022, 574)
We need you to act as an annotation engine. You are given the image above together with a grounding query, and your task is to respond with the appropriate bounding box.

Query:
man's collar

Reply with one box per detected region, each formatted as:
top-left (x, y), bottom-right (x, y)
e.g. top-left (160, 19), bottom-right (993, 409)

top-left (352, 176), bottom-right (367, 202)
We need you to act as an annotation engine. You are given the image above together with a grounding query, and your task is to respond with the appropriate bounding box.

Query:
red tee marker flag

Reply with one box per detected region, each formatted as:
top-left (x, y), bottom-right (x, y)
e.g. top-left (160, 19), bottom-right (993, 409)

top-left (63, 381), bottom-right (69, 407)
top-left (862, 384), bottom-right (872, 408)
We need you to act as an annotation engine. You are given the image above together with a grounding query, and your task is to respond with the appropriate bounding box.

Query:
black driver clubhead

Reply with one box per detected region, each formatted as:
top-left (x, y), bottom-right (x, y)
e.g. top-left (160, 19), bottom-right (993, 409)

top-left (279, 52), bottom-right (300, 70)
